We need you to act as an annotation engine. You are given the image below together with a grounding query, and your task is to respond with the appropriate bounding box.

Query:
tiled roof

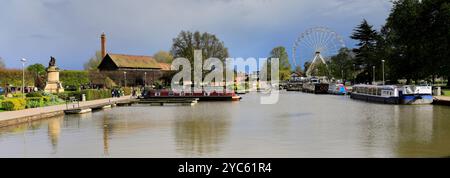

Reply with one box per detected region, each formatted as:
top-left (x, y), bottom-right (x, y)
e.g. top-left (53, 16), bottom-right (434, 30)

top-left (108, 54), bottom-right (161, 69)
top-left (158, 63), bottom-right (171, 71)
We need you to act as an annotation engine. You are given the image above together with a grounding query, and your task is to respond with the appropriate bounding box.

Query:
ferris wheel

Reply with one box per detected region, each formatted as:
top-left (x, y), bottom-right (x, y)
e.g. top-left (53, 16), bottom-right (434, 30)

top-left (292, 27), bottom-right (346, 72)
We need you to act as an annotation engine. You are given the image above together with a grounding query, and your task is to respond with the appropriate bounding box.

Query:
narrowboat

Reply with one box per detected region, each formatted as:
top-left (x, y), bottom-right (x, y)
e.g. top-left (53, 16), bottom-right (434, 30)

top-left (350, 85), bottom-right (433, 105)
top-left (143, 89), bottom-right (242, 101)
top-left (302, 77), bottom-right (329, 94)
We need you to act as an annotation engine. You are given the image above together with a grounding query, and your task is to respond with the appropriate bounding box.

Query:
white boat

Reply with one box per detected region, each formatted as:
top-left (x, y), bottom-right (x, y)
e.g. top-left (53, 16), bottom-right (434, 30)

top-left (350, 85), bottom-right (433, 104)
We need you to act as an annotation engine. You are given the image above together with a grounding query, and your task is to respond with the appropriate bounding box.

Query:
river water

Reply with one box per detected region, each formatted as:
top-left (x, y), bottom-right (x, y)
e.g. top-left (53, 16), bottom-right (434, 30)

top-left (1, 91), bottom-right (450, 158)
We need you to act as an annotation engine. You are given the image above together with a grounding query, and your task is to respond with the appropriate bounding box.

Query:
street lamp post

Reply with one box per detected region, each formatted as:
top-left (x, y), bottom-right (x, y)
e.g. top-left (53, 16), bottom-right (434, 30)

top-left (382, 60), bottom-right (385, 85)
top-left (372, 66), bottom-right (376, 85)
top-left (123, 71), bottom-right (127, 87)
top-left (144, 72), bottom-right (147, 87)
top-left (20, 58), bottom-right (27, 98)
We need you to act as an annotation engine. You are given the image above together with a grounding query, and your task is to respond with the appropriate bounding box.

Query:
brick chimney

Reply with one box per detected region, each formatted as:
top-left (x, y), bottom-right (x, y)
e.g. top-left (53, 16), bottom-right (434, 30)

top-left (101, 32), bottom-right (107, 59)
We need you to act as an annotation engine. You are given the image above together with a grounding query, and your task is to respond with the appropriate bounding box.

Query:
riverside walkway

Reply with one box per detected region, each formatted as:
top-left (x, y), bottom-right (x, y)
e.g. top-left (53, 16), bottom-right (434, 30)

top-left (434, 96), bottom-right (450, 106)
top-left (0, 96), bottom-right (132, 128)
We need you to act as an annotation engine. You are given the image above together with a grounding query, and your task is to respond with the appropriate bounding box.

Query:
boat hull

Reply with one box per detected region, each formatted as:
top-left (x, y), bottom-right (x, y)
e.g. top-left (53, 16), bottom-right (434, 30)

top-left (350, 93), bottom-right (399, 104)
top-left (400, 95), bottom-right (433, 105)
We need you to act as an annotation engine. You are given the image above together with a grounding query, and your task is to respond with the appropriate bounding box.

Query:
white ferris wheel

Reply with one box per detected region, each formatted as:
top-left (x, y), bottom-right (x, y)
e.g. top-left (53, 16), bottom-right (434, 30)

top-left (292, 27), bottom-right (346, 77)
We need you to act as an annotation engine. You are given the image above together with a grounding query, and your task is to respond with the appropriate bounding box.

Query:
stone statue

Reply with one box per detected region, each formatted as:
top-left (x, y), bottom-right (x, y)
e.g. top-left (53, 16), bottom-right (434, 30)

top-left (44, 56), bottom-right (64, 93)
top-left (49, 56), bottom-right (56, 67)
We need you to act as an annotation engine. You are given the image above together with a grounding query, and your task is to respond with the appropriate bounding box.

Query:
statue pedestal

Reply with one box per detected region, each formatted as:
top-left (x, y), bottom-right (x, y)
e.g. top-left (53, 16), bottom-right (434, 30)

top-left (44, 66), bottom-right (64, 93)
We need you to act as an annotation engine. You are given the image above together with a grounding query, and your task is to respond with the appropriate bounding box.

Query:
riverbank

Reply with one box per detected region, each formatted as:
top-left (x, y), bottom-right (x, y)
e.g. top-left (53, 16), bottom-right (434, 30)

top-left (433, 96), bottom-right (450, 106)
top-left (0, 96), bottom-right (132, 128)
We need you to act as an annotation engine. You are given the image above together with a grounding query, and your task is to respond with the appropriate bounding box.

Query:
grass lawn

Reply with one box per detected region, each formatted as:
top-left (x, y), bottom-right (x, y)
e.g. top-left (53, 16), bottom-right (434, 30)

top-left (443, 89), bottom-right (450, 96)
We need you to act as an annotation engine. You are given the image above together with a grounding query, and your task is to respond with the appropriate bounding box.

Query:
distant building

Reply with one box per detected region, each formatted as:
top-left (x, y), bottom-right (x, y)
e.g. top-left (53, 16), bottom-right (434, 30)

top-left (95, 33), bottom-right (173, 87)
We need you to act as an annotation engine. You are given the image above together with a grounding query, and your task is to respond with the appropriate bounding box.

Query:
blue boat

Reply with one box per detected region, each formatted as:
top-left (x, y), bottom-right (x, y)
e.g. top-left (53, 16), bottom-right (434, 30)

top-left (350, 85), bottom-right (433, 105)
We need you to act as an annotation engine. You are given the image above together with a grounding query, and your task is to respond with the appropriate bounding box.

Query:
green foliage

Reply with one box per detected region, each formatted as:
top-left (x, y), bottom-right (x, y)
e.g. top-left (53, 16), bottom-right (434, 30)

top-left (351, 19), bottom-right (382, 83)
top-left (26, 97), bottom-right (44, 108)
top-left (443, 90), bottom-right (450, 96)
top-left (154, 50), bottom-right (174, 63)
top-left (84, 89), bottom-right (111, 101)
top-left (1, 98), bottom-right (26, 111)
top-left (83, 51), bottom-right (102, 71)
top-left (170, 31), bottom-right (229, 82)
top-left (309, 62), bottom-right (330, 77)
top-left (328, 48), bottom-right (355, 81)
top-left (60, 70), bottom-right (90, 89)
top-left (382, 0), bottom-right (450, 84)
top-left (26, 92), bottom-right (43, 97)
top-left (27, 63), bottom-right (46, 76)
top-left (0, 69), bottom-right (34, 87)
top-left (263, 46), bottom-right (292, 81)
top-left (57, 91), bottom-right (82, 101)
top-left (58, 89), bottom-right (112, 101)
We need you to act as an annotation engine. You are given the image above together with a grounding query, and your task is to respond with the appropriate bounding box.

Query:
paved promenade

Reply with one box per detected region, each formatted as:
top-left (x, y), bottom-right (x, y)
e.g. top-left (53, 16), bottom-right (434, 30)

top-left (434, 96), bottom-right (450, 106)
top-left (0, 96), bottom-right (132, 127)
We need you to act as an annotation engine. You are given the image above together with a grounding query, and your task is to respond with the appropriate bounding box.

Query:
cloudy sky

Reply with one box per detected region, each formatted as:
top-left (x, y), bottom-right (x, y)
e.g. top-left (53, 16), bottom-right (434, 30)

top-left (0, 0), bottom-right (392, 70)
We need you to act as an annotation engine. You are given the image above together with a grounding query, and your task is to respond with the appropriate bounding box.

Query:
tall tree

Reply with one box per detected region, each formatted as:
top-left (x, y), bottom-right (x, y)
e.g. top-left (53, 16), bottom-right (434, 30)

top-left (83, 51), bottom-right (103, 71)
top-left (153, 50), bottom-right (174, 63)
top-left (263, 46), bottom-right (292, 81)
top-left (383, 0), bottom-right (424, 84)
top-left (351, 19), bottom-right (381, 83)
top-left (170, 31), bottom-right (229, 82)
top-left (328, 48), bottom-right (355, 82)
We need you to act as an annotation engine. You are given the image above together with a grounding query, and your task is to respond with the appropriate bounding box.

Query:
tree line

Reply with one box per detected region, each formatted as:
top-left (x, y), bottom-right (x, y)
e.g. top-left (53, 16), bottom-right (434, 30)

top-left (327, 0), bottom-right (450, 86)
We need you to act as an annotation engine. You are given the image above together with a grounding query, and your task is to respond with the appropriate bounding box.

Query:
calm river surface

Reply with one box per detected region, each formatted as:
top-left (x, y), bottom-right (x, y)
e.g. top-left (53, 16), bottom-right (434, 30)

top-left (1, 91), bottom-right (450, 158)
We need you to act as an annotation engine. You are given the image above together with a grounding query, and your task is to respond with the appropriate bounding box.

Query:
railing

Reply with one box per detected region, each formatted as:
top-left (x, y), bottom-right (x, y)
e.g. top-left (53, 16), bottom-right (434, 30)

top-left (66, 96), bottom-right (80, 109)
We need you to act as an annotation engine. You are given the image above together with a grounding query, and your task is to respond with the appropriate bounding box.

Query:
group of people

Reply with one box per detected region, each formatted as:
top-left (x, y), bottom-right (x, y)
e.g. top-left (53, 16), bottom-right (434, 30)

top-left (111, 87), bottom-right (143, 98)
top-left (111, 88), bottom-right (124, 98)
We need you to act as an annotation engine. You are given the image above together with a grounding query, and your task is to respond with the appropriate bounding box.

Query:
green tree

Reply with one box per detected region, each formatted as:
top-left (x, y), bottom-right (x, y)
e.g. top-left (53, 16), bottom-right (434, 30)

top-left (83, 51), bottom-right (102, 71)
top-left (170, 31), bottom-right (229, 82)
top-left (60, 70), bottom-right (90, 89)
top-left (351, 19), bottom-right (382, 83)
top-left (328, 48), bottom-right (355, 82)
top-left (171, 31), bottom-right (229, 61)
top-left (263, 46), bottom-right (292, 81)
top-left (153, 50), bottom-right (174, 63)
top-left (27, 63), bottom-right (46, 89)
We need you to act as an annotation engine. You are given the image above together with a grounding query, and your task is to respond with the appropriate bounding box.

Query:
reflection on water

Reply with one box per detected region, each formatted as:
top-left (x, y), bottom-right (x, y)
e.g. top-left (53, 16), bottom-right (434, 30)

top-left (1, 92), bottom-right (450, 157)
top-left (174, 104), bottom-right (230, 156)
top-left (47, 117), bottom-right (62, 152)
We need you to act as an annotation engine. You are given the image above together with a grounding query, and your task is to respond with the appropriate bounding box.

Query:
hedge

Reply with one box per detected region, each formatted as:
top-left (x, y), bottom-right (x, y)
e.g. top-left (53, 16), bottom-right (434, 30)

top-left (26, 92), bottom-right (43, 98)
top-left (58, 89), bottom-right (111, 101)
top-left (26, 97), bottom-right (44, 108)
top-left (84, 89), bottom-right (111, 101)
top-left (1, 98), bottom-right (26, 111)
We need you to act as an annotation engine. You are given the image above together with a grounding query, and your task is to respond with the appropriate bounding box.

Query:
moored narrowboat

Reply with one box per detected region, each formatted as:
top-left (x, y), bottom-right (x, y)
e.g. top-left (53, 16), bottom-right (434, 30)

top-left (143, 89), bottom-right (242, 101)
top-left (350, 85), bottom-right (433, 105)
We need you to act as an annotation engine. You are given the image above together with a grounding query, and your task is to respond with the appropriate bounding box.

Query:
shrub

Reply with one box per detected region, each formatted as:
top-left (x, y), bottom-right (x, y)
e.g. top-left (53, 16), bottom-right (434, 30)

top-left (85, 89), bottom-right (111, 101)
top-left (1, 98), bottom-right (26, 111)
top-left (123, 87), bottom-right (131, 96)
top-left (26, 97), bottom-right (44, 108)
top-left (57, 91), bottom-right (82, 101)
top-left (26, 92), bottom-right (43, 97)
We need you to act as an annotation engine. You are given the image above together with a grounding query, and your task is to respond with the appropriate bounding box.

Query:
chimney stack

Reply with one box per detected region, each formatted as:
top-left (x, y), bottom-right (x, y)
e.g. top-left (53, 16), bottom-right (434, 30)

top-left (101, 32), bottom-right (107, 59)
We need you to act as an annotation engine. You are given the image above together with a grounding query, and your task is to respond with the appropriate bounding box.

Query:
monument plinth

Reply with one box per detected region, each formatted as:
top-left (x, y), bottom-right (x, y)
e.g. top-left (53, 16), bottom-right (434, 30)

top-left (44, 57), bottom-right (64, 93)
